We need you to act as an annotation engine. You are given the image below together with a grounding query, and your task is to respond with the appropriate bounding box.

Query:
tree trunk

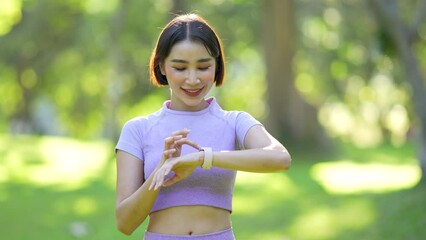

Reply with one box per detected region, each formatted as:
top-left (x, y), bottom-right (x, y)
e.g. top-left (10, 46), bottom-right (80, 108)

top-left (368, 0), bottom-right (426, 185)
top-left (262, 0), bottom-right (326, 145)
top-left (170, 0), bottom-right (187, 17)
top-left (11, 65), bottom-right (35, 134)
top-left (104, 0), bottom-right (128, 140)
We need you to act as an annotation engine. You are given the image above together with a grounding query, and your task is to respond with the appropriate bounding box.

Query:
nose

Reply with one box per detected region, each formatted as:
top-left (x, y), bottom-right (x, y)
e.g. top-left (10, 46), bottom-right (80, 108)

top-left (186, 70), bottom-right (200, 85)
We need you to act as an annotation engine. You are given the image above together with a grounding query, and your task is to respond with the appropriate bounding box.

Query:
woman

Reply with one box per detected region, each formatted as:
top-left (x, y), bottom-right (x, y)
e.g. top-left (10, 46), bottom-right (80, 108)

top-left (115, 13), bottom-right (291, 239)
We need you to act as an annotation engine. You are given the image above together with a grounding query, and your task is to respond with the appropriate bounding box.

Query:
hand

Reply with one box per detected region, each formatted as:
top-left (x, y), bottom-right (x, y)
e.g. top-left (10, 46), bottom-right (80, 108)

top-left (151, 129), bottom-right (201, 191)
top-left (159, 129), bottom-right (201, 166)
top-left (149, 151), bottom-right (203, 191)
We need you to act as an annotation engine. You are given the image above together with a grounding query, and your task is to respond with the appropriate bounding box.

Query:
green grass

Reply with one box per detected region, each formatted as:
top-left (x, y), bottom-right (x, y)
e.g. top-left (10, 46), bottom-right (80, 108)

top-left (0, 134), bottom-right (425, 239)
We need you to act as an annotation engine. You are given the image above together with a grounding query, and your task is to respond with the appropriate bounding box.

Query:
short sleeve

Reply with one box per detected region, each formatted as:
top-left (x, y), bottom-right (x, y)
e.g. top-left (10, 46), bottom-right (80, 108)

top-left (235, 112), bottom-right (262, 148)
top-left (115, 118), bottom-right (144, 161)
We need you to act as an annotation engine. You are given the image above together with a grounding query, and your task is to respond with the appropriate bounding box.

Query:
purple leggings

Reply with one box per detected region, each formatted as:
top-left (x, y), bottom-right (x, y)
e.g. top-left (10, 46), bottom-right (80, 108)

top-left (143, 228), bottom-right (235, 240)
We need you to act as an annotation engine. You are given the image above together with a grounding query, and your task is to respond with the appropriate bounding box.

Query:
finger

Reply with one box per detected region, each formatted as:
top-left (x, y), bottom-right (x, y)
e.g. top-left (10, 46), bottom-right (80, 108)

top-left (149, 179), bottom-right (157, 191)
top-left (154, 163), bottom-right (173, 190)
top-left (163, 136), bottom-right (175, 150)
top-left (164, 136), bottom-right (182, 151)
top-left (175, 139), bottom-right (200, 151)
top-left (155, 172), bottom-right (166, 190)
top-left (149, 172), bottom-right (158, 190)
top-left (174, 138), bottom-right (201, 151)
top-left (164, 166), bottom-right (172, 176)
top-left (171, 129), bottom-right (190, 138)
top-left (171, 129), bottom-right (190, 135)
top-left (163, 174), bottom-right (181, 187)
top-left (151, 168), bottom-right (164, 190)
top-left (152, 170), bottom-right (164, 191)
top-left (163, 149), bottom-right (176, 159)
top-left (150, 165), bottom-right (167, 190)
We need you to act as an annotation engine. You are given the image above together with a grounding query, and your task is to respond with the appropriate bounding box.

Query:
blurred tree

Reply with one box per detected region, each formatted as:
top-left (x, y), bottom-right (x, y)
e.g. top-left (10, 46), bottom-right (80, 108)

top-left (367, 0), bottom-right (426, 184)
top-left (0, 0), bottom-right (82, 134)
top-left (286, 0), bottom-right (426, 157)
top-left (0, 0), bottom-right (171, 138)
top-left (170, 0), bottom-right (187, 16)
top-left (262, 0), bottom-right (327, 145)
top-left (103, 0), bottom-right (127, 140)
top-left (2, 0), bottom-right (423, 167)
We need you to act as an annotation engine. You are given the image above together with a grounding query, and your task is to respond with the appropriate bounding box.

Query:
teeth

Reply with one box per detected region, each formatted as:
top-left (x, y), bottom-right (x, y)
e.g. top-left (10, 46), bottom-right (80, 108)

top-left (185, 89), bottom-right (199, 92)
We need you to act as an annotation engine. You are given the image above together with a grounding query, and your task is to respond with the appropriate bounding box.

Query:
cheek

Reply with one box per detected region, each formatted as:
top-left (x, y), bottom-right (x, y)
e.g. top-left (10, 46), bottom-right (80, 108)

top-left (201, 69), bottom-right (216, 81)
top-left (165, 69), bottom-right (183, 80)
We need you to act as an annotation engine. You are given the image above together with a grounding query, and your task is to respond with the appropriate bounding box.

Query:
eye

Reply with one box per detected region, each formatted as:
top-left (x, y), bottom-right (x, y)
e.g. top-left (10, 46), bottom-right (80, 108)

top-left (198, 66), bottom-right (210, 71)
top-left (173, 67), bottom-right (186, 71)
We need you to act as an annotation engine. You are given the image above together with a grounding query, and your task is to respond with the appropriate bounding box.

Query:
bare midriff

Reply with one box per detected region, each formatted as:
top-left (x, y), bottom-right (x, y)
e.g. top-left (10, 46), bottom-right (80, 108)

top-left (147, 205), bottom-right (231, 235)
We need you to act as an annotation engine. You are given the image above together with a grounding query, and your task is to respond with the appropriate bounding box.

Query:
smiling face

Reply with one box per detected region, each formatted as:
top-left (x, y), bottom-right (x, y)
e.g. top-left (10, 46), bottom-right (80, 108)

top-left (160, 40), bottom-right (216, 111)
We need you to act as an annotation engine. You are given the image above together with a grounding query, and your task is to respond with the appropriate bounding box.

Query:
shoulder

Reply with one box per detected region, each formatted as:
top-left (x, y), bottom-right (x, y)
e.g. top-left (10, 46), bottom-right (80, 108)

top-left (208, 98), bottom-right (251, 122)
top-left (213, 106), bottom-right (258, 125)
top-left (122, 108), bottom-right (164, 133)
top-left (208, 103), bottom-right (262, 142)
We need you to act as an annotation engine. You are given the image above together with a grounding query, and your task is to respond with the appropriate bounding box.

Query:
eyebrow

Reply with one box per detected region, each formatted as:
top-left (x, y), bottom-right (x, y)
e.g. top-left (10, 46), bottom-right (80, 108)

top-left (170, 58), bottom-right (213, 63)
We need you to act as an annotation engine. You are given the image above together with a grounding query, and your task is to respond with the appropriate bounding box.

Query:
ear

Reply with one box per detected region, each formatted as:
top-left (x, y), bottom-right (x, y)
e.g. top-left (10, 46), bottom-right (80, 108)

top-left (159, 62), bottom-right (166, 75)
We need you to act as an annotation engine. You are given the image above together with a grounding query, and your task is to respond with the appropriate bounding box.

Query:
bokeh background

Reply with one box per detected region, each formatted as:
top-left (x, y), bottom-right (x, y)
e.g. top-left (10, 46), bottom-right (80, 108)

top-left (1, 0), bottom-right (425, 239)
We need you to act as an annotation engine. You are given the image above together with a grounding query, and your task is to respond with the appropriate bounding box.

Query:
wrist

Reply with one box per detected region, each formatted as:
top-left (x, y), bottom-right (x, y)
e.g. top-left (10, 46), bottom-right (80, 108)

top-left (196, 151), bottom-right (204, 166)
top-left (199, 147), bottom-right (213, 170)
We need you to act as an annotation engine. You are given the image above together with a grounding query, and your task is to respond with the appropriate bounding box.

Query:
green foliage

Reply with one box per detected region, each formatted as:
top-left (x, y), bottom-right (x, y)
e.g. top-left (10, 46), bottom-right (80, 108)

top-left (0, 0), bottom-right (266, 138)
top-left (0, 0), bottom-right (424, 146)
top-left (294, 0), bottom-right (424, 148)
top-left (0, 0), bottom-right (22, 35)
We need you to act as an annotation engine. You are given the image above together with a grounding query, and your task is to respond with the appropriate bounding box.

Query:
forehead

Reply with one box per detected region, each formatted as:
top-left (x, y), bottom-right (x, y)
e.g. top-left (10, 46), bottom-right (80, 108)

top-left (166, 40), bottom-right (213, 61)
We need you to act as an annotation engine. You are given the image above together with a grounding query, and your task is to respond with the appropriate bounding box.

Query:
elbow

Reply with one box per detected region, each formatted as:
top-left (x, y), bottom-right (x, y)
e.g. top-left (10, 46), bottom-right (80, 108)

top-left (115, 203), bottom-right (149, 236)
top-left (116, 211), bottom-right (135, 236)
top-left (278, 151), bottom-right (292, 171)
top-left (116, 221), bottom-right (134, 236)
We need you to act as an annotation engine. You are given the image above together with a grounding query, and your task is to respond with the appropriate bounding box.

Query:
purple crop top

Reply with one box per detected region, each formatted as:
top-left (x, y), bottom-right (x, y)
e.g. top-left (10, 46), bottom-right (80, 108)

top-left (115, 98), bottom-right (261, 213)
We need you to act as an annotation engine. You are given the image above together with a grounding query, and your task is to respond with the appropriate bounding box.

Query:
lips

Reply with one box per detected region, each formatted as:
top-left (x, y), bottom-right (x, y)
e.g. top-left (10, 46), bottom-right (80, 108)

top-left (181, 87), bottom-right (203, 97)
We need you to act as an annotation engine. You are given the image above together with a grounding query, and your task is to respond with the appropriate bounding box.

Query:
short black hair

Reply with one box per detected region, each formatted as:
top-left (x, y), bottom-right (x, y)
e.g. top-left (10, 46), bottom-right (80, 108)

top-left (149, 14), bottom-right (225, 86)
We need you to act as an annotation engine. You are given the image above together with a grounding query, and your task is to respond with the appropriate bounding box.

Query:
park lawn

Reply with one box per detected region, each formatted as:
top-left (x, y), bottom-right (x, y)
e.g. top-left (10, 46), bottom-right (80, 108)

top-left (0, 134), bottom-right (425, 240)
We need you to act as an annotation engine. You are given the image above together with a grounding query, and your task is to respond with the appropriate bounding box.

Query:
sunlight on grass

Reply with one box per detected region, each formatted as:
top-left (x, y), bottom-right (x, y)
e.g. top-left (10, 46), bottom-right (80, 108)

top-left (234, 172), bottom-right (298, 214)
top-left (233, 172), bottom-right (297, 239)
top-left (289, 199), bottom-right (375, 240)
top-left (311, 160), bottom-right (420, 194)
top-left (0, 135), bottom-right (113, 191)
top-left (73, 196), bottom-right (98, 216)
top-left (291, 207), bottom-right (337, 239)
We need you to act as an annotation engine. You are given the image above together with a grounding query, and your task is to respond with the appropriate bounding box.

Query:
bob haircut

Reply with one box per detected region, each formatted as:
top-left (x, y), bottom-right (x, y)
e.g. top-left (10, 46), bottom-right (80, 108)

top-left (149, 14), bottom-right (225, 86)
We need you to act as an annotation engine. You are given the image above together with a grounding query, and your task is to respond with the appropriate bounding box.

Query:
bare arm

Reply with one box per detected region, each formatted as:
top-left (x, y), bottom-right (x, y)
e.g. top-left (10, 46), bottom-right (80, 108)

top-left (115, 150), bottom-right (160, 235)
top-left (213, 124), bottom-right (291, 172)
top-left (116, 130), bottom-right (201, 235)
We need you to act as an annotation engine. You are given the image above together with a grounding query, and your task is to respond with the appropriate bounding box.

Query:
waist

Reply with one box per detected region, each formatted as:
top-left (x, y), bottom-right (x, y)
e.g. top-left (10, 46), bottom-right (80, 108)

top-left (144, 228), bottom-right (235, 240)
top-left (147, 205), bottom-right (231, 235)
